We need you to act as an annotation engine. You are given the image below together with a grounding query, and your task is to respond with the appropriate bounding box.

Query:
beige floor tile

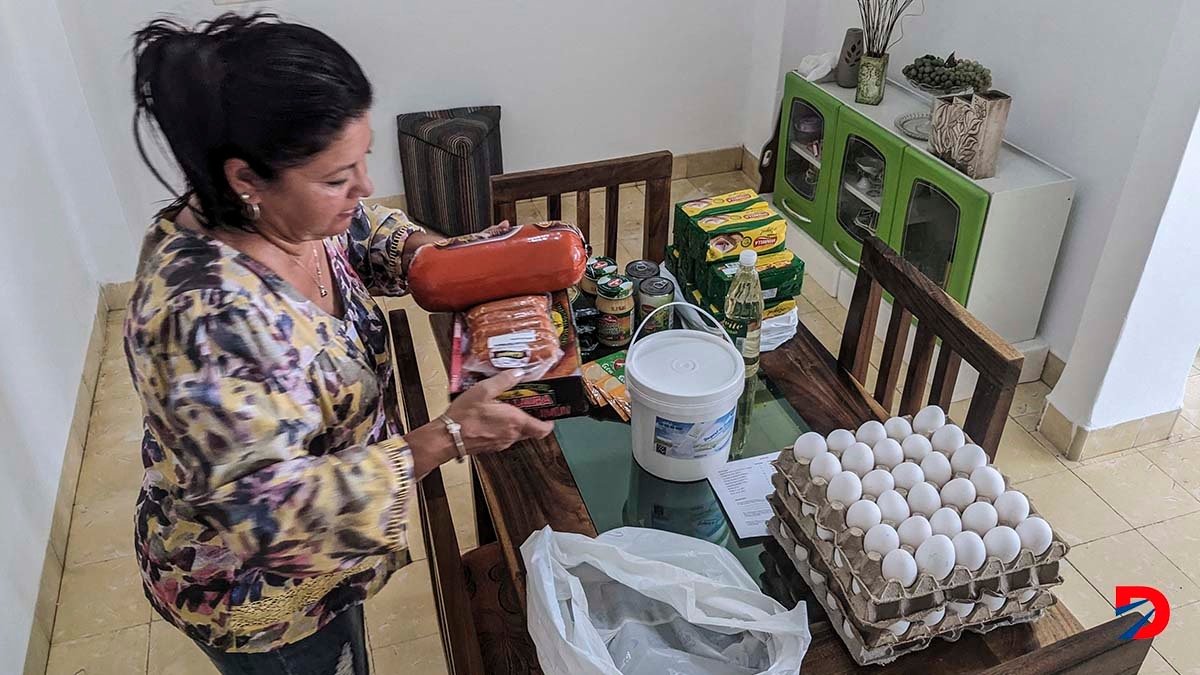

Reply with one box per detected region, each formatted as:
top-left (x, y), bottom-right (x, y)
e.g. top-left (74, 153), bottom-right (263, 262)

top-left (47, 623), bottom-right (148, 675)
top-left (993, 418), bottom-right (1070, 483)
top-left (84, 394), bottom-right (144, 459)
top-left (365, 560), bottom-right (440, 649)
top-left (817, 302), bottom-right (848, 333)
top-left (1015, 471), bottom-right (1130, 545)
top-left (1140, 511), bottom-right (1200, 587)
top-left (66, 491), bottom-right (136, 567)
top-left (1138, 648), bottom-right (1178, 675)
top-left (94, 353), bottom-right (136, 402)
top-left (1054, 560), bottom-right (1114, 630)
top-left (441, 457), bottom-right (472, 487)
top-left (800, 275), bottom-right (841, 311)
top-left (1010, 381), bottom-right (1051, 418)
top-left (669, 178), bottom-right (704, 206)
top-left (1071, 530), bottom-right (1200, 609)
top-left (24, 624), bottom-right (50, 675)
top-left (689, 170), bottom-right (753, 197)
top-left (800, 311), bottom-right (843, 357)
top-left (793, 294), bottom-right (819, 316)
top-left (149, 620), bottom-right (218, 675)
top-left (53, 556), bottom-right (150, 642)
top-left (35, 544), bottom-right (62, 636)
top-left (370, 633), bottom-right (448, 675)
top-left (1075, 454), bottom-right (1200, 528)
top-left (448, 481), bottom-right (478, 551)
top-left (514, 200), bottom-right (544, 225)
top-left (1153, 600), bottom-right (1200, 674)
top-left (73, 440), bottom-right (144, 506)
top-left (1014, 412), bottom-right (1041, 435)
top-left (1144, 439), bottom-right (1200, 500)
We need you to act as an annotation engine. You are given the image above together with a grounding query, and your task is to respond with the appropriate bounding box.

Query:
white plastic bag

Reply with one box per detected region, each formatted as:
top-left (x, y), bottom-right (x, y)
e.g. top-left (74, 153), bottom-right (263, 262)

top-left (659, 266), bottom-right (798, 352)
top-left (521, 526), bottom-right (810, 675)
top-left (794, 53), bottom-right (838, 83)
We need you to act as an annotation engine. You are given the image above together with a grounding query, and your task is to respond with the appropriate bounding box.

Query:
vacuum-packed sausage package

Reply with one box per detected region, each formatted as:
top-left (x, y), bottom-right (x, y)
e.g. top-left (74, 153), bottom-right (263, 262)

top-left (408, 221), bottom-right (587, 312)
top-left (461, 294), bottom-right (563, 381)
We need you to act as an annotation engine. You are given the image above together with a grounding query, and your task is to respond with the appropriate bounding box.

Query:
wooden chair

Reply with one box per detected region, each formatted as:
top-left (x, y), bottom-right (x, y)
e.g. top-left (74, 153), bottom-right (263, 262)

top-left (490, 150), bottom-right (674, 263)
top-left (838, 236), bottom-right (1023, 458)
top-left (389, 309), bottom-right (539, 675)
top-left (978, 613), bottom-right (1154, 674)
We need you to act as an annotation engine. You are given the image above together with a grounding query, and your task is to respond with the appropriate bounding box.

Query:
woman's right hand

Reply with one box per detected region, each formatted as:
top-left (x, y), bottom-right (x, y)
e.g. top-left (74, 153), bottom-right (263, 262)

top-left (407, 370), bottom-right (554, 479)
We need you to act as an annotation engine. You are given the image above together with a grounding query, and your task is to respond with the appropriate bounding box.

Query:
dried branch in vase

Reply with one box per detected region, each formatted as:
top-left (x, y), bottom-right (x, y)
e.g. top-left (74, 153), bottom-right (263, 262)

top-left (856, 0), bottom-right (919, 56)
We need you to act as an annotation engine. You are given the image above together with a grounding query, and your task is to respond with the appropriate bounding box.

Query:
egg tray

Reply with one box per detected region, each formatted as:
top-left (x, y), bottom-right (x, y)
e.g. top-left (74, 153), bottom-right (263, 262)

top-left (768, 515), bottom-right (1052, 667)
top-left (772, 448), bottom-right (1068, 622)
top-left (770, 487), bottom-right (1058, 640)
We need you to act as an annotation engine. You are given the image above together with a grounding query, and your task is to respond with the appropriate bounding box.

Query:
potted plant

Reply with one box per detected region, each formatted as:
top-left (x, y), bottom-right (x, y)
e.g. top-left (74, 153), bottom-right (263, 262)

top-left (855, 0), bottom-right (921, 105)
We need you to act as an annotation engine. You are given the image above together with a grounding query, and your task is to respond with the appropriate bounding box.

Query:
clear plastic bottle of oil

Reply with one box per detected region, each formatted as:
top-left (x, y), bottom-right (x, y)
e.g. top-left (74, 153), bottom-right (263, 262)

top-left (722, 250), bottom-right (765, 377)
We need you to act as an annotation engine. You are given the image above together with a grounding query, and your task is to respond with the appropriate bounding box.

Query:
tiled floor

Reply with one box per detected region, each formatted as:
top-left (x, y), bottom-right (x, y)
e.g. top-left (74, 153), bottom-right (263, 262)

top-left (45, 172), bottom-right (1199, 674)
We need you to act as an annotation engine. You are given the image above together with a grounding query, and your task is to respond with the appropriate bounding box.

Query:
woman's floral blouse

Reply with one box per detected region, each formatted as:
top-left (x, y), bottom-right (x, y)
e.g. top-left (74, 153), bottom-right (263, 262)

top-left (125, 203), bottom-right (421, 652)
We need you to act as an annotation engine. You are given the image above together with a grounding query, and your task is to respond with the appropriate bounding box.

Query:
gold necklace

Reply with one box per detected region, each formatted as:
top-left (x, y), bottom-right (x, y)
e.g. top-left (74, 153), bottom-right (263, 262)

top-left (267, 238), bottom-right (329, 298)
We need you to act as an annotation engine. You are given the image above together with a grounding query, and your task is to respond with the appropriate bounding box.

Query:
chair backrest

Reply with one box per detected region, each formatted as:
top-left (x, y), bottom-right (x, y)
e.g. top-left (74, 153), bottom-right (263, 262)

top-left (977, 614), bottom-right (1153, 675)
top-left (387, 308), bottom-right (486, 675)
top-left (839, 236), bottom-right (1023, 458)
top-left (490, 151), bottom-right (673, 262)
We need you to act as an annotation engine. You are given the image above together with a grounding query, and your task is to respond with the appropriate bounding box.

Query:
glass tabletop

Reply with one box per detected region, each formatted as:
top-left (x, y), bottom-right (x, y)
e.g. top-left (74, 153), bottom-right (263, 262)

top-left (554, 372), bottom-right (811, 589)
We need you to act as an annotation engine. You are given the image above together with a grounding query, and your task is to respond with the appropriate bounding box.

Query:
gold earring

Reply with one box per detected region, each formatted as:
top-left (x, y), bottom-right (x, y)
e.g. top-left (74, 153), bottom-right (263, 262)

top-left (240, 193), bottom-right (260, 221)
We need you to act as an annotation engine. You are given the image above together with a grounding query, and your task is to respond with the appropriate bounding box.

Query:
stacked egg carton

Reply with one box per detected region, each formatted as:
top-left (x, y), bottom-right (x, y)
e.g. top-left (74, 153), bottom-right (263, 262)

top-left (767, 406), bottom-right (1070, 666)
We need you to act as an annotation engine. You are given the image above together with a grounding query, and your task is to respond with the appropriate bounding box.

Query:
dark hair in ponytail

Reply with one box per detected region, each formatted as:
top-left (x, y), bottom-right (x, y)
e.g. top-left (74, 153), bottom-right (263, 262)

top-left (132, 12), bottom-right (372, 230)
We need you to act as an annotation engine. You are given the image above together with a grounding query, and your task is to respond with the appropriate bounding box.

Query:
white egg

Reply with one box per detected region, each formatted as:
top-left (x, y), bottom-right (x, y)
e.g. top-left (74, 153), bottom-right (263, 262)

top-left (984, 525), bottom-right (1021, 563)
top-left (872, 438), bottom-right (904, 469)
top-left (915, 534), bottom-right (956, 580)
top-left (907, 482), bottom-right (942, 517)
top-left (826, 429), bottom-right (856, 457)
top-left (902, 434), bottom-right (933, 463)
top-left (970, 466), bottom-right (1006, 502)
top-left (1016, 517), bottom-right (1054, 556)
top-left (856, 420), bottom-right (888, 446)
top-left (952, 531), bottom-right (987, 571)
top-left (930, 507), bottom-right (963, 538)
top-left (841, 442), bottom-right (876, 477)
top-left (1018, 589), bottom-right (1038, 604)
top-left (951, 443), bottom-right (988, 476)
top-left (845, 499), bottom-right (882, 532)
top-left (913, 405), bottom-right (947, 436)
top-left (793, 431), bottom-right (828, 461)
top-left (898, 515), bottom-right (933, 549)
top-left (961, 501), bottom-right (999, 535)
top-left (947, 601), bottom-right (975, 618)
top-left (884, 416), bottom-right (913, 441)
top-left (863, 523), bottom-right (900, 557)
top-left (980, 593), bottom-right (1007, 612)
top-left (920, 452), bottom-right (953, 487)
top-left (940, 477), bottom-right (977, 511)
top-left (861, 469), bottom-right (895, 499)
top-left (931, 424), bottom-right (966, 455)
top-left (826, 471), bottom-right (863, 507)
top-left (810, 452), bottom-right (842, 483)
top-left (890, 462), bottom-right (925, 492)
top-left (882, 548), bottom-right (918, 587)
top-left (994, 490), bottom-right (1031, 527)
top-left (921, 606), bottom-right (946, 627)
top-left (886, 619), bottom-right (911, 637)
top-left (876, 490), bottom-right (910, 524)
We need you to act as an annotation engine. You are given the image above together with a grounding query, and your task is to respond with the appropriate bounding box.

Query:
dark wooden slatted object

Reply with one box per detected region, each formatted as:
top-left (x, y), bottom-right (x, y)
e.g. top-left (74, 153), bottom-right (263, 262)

top-left (838, 237), bottom-right (1023, 458)
top-left (977, 614), bottom-right (1153, 675)
top-left (489, 151), bottom-right (673, 262)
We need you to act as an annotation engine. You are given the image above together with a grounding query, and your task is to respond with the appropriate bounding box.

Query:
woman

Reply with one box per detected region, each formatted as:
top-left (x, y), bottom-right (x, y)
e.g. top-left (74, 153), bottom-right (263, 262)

top-left (126, 13), bottom-right (552, 674)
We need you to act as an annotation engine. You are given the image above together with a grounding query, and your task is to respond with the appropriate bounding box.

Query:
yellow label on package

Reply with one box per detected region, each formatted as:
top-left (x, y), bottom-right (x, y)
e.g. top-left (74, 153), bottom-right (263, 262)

top-left (694, 211), bottom-right (787, 262)
top-left (680, 189), bottom-right (761, 218)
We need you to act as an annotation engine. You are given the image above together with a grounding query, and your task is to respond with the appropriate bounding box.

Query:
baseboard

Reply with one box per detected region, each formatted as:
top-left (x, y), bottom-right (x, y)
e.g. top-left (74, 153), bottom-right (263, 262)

top-left (1039, 401), bottom-right (1178, 461)
top-left (1041, 351), bottom-right (1066, 388)
top-left (26, 291), bottom-right (106, 675)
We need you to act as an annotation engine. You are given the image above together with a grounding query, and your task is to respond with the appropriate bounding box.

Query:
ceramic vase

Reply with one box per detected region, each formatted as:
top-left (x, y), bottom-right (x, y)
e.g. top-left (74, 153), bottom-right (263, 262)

top-left (856, 54), bottom-right (889, 105)
top-left (836, 28), bottom-right (864, 88)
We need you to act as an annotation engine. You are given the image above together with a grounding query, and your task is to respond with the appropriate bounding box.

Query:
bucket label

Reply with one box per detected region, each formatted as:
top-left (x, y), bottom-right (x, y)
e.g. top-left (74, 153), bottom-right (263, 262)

top-left (653, 409), bottom-right (736, 460)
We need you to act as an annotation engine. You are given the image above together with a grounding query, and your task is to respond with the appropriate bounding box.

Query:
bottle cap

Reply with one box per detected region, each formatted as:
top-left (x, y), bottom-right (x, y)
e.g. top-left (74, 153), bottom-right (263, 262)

top-left (739, 250), bottom-right (758, 267)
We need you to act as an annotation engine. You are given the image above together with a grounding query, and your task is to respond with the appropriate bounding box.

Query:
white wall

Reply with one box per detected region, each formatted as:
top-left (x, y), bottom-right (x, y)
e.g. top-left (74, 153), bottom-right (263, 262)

top-left (0, 0), bottom-right (119, 667)
top-left (56, 0), bottom-right (759, 283)
top-left (754, 0), bottom-right (1198, 361)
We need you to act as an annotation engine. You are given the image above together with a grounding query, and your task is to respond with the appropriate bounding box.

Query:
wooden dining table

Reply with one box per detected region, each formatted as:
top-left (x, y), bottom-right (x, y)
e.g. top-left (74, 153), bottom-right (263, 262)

top-left (429, 313), bottom-right (1084, 673)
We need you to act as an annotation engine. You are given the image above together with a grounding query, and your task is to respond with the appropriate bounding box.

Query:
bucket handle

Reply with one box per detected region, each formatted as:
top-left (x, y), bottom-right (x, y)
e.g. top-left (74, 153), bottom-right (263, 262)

top-left (628, 301), bottom-right (734, 368)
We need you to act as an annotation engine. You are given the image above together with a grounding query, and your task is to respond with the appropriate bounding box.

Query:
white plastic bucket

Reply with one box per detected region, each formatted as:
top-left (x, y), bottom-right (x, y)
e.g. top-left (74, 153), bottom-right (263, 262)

top-left (626, 302), bottom-right (745, 482)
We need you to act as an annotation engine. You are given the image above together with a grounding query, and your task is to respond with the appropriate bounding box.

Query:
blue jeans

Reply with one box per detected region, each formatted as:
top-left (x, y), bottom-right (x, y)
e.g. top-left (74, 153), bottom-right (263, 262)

top-left (197, 604), bottom-right (369, 675)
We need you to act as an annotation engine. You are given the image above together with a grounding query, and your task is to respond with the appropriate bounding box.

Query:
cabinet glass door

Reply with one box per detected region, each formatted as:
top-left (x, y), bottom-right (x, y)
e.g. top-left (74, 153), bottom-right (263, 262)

top-left (783, 99), bottom-right (825, 200)
top-left (835, 135), bottom-right (885, 242)
top-left (900, 180), bottom-right (959, 288)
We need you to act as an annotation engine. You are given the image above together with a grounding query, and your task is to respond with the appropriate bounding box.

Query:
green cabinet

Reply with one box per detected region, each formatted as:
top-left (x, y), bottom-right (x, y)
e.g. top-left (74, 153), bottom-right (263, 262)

top-left (821, 106), bottom-right (906, 270)
top-left (773, 75), bottom-right (840, 242)
top-left (888, 148), bottom-right (989, 304)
